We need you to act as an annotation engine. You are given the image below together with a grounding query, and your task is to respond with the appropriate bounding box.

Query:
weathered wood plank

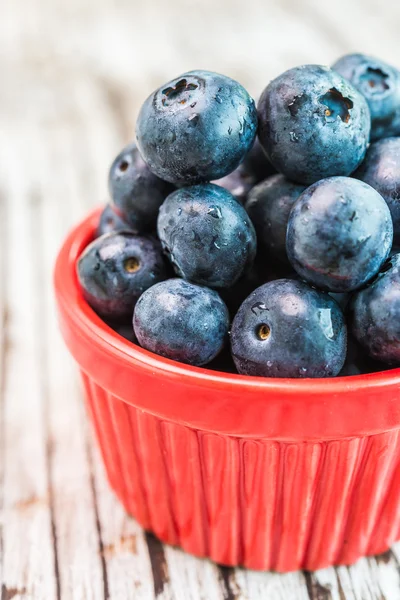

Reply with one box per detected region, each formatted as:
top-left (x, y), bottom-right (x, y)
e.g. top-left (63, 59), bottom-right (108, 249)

top-left (36, 120), bottom-right (107, 599)
top-left (0, 186), bottom-right (9, 597)
top-left (163, 546), bottom-right (225, 600)
top-left (90, 442), bottom-right (162, 600)
top-left (0, 129), bottom-right (58, 600)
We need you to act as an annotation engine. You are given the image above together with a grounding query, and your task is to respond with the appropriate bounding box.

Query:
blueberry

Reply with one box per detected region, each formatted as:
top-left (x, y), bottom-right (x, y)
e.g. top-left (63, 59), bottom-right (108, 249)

top-left (354, 137), bottom-right (400, 245)
top-left (350, 254), bottom-right (400, 364)
top-left (133, 278), bottom-right (230, 366)
top-left (105, 319), bottom-right (137, 344)
top-left (220, 252), bottom-right (298, 317)
top-left (220, 257), bottom-right (267, 316)
top-left (212, 139), bottom-right (278, 204)
top-left (242, 137), bottom-right (277, 182)
top-left (339, 334), bottom-right (388, 376)
top-left (332, 53), bottom-right (400, 141)
top-left (205, 347), bottom-right (238, 374)
top-left (230, 279), bottom-right (347, 378)
top-left (329, 292), bottom-right (350, 311)
top-left (258, 65), bottom-right (371, 184)
top-left (136, 71), bottom-right (257, 185)
top-left (286, 177), bottom-right (393, 292)
top-left (157, 183), bottom-right (257, 289)
top-left (212, 162), bottom-right (256, 205)
top-left (245, 174), bottom-right (306, 264)
top-left (97, 204), bottom-right (131, 237)
top-left (77, 231), bottom-right (168, 319)
top-left (108, 142), bottom-right (173, 233)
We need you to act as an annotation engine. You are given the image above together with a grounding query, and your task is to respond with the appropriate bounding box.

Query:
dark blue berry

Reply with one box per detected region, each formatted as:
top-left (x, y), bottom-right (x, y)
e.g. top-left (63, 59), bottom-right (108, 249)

top-left (286, 177), bottom-right (393, 292)
top-left (105, 319), bottom-right (137, 344)
top-left (133, 278), bottom-right (230, 366)
top-left (109, 143), bottom-right (173, 233)
top-left (212, 162), bottom-right (257, 205)
top-left (245, 174), bottom-right (306, 264)
top-left (136, 71), bottom-right (257, 185)
top-left (258, 65), bottom-right (370, 184)
top-left (97, 204), bottom-right (131, 237)
top-left (230, 279), bottom-right (347, 378)
top-left (213, 139), bottom-right (276, 204)
top-left (339, 335), bottom-right (388, 376)
top-left (333, 53), bottom-right (400, 141)
top-left (77, 231), bottom-right (168, 319)
top-left (205, 347), bottom-right (238, 374)
top-left (350, 254), bottom-right (400, 364)
top-left (157, 183), bottom-right (257, 289)
top-left (242, 137), bottom-right (277, 182)
top-left (354, 137), bottom-right (400, 245)
top-left (220, 254), bottom-right (297, 317)
top-left (220, 257), bottom-right (268, 316)
top-left (329, 292), bottom-right (350, 312)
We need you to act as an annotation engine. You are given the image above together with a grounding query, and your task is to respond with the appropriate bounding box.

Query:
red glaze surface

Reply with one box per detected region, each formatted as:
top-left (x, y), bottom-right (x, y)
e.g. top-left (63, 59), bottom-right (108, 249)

top-left (54, 209), bottom-right (400, 571)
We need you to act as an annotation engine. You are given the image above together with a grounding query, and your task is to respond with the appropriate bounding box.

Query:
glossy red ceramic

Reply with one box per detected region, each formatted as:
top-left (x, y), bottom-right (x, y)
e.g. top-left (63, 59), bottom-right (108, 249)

top-left (55, 209), bottom-right (400, 572)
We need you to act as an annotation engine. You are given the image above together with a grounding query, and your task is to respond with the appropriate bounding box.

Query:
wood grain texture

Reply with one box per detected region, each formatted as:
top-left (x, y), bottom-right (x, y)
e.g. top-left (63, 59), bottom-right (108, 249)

top-left (1, 0), bottom-right (400, 597)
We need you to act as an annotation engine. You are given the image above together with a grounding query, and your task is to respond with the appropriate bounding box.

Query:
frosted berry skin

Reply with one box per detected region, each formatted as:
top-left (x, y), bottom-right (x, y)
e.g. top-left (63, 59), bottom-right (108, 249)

top-left (257, 65), bottom-right (371, 184)
top-left (220, 257), bottom-right (268, 317)
top-left (212, 162), bottom-right (257, 205)
top-left (157, 184), bottom-right (257, 289)
top-left (77, 231), bottom-right (168, 320)
top-left (230, 279), bottom-right (347, 378)
top-left (354, 137), bottom-right (400, 245)
top-left (133, 278), bottom-right (230, 366)
top-left (97, 204), bottom-right (131, 237)
top-left (221, 257), bottom-right (298, 318)
top-left (136, 70), bottom-right (258, 185)
top-left (245, 174), bottom-right (306, 264)
top-left (105, 320), bottom-right (137, 344)
top-left (333, 53), bottom-right (400, 141)
top-left (350, 254), bottom-right (400, 364)
top-left (108, 142), bottom-right (173, 233)
top-left (242, 137), bottom-right (277, 182)
top-left (211, 137), bottom-right (278, 204)
top-left (286, 177), bottom-right (393, 293)
top-left (339, 334), bottom-right (389, 376)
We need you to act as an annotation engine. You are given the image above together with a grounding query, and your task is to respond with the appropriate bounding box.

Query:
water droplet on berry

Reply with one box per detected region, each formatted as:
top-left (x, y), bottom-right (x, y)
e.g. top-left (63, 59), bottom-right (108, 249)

top-left (208, 206), bottom-right (222, 219)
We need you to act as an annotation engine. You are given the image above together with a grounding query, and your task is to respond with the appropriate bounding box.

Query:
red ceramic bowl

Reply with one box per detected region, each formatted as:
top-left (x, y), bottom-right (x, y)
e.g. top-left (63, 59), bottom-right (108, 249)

top-left (55, 208), bottom-right (400, 572)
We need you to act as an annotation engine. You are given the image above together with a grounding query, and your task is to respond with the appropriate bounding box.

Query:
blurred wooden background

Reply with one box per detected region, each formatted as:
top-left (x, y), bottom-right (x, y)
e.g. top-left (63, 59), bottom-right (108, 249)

top-left (1, 0), bottom-right (400, 598)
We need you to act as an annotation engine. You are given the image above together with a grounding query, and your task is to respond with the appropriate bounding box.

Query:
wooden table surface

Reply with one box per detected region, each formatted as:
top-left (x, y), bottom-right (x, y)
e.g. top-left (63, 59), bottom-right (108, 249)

top-left (2, 0), bottom-right (400, 598)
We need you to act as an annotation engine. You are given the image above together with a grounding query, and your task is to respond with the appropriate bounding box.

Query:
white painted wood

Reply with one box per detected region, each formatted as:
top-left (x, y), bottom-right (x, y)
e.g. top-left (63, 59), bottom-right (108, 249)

top-left (90, 441), bottom-right (158, 600)
top-left (38, 124), bottom-right (106, 599)
top-left (335, 558), bottom-right (391, 600)
top-left (370, 556), bottom-right (400, 600)
top-left (389, 541), bottom-right (400, 564)
top-left (163, 546), bottom-right (225, 600)
top-left (313, 567), bottom-right (346, 600)
top-left (2, 0), bottom-right (400, 598)
top-left (243, 569), bottom-right (311, 600)
top-left (0, 129), bottom-right (58, 600)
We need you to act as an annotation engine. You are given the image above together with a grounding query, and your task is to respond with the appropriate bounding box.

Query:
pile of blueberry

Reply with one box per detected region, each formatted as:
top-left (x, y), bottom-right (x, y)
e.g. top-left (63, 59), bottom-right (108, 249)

top-left (77, 54), bottom-right (400, 378)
